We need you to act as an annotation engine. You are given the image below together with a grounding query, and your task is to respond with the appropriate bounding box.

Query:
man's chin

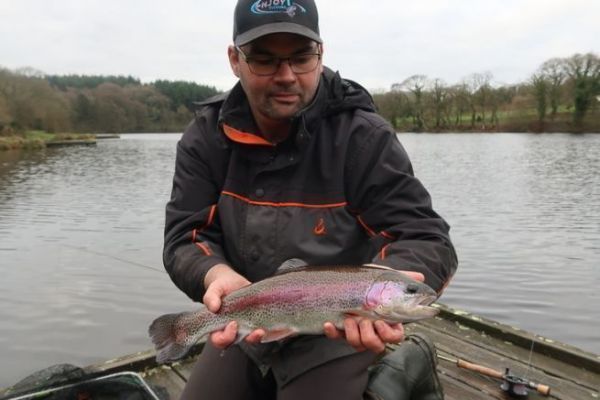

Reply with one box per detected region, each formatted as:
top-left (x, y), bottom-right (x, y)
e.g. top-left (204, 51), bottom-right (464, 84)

top-left (265, 103), bottom-right (302, 120)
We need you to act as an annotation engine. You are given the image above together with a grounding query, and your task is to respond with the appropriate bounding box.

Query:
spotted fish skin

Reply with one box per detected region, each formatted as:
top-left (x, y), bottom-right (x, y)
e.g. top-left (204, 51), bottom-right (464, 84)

top-left (149, 265), bottom-right (438, 363)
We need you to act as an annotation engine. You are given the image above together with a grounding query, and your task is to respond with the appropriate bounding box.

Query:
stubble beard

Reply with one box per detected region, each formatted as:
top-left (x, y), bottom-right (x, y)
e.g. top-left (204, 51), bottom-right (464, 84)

top-left (261, 92), bottom-right (306, 121)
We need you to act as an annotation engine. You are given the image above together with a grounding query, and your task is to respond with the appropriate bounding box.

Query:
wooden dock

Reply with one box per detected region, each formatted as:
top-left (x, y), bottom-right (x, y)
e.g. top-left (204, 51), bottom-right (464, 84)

top-left (2, 304), bottom-right (598, 399)
top-left (45, 139), bottom-right (96, 147)
top-left (95, 134), bottom-right (120, 139)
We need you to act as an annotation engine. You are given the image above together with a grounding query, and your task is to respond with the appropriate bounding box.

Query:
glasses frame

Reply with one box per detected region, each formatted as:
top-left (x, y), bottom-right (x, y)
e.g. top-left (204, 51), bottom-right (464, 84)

top-left (235, 46), bottom-right (322, 76)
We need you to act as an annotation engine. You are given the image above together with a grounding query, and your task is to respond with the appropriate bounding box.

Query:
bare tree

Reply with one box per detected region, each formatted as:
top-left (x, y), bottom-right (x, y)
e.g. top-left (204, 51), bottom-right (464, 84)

top-left (540, 58), bottom-right (566, 119)
top-left (530, 73), bottom-right (548, 124)
top-left (447, 84), bottom-right (470, 128)
top-left (429, 78), bottom-right (448, 129)
top-left (462, 72), bottom-right (493, 129)
top-left (14, 66), bottom-right (46, 78)
top-left (373, 90), bottom-right (408, 129)
top-left (399, 75), bottom-right (430, 131)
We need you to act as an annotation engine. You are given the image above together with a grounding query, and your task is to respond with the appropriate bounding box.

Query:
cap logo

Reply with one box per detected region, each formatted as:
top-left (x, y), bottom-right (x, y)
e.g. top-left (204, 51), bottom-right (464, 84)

top-left (250, 0), bottom-right (307, 17)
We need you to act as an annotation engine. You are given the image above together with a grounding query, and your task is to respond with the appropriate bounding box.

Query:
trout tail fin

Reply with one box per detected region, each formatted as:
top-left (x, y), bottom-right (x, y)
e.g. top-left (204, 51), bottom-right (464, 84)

top-left (149, 311), bottom-right (200, 363)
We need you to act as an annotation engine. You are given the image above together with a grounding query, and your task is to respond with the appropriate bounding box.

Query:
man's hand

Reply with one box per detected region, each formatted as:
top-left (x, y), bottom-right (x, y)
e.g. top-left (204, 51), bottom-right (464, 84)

top-left (323, 270), bottom-right (425, 353)
top-left (203, 264), bottom-right (265, 349)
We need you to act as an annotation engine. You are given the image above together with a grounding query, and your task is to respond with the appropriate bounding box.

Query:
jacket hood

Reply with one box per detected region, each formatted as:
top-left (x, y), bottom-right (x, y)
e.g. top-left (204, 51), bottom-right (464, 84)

top-left (320, 66), bottom-right (376, 116)
top-left (197, 66), bottom-right (376, 120)
top-left (195, 66), bottom-right (377, 150)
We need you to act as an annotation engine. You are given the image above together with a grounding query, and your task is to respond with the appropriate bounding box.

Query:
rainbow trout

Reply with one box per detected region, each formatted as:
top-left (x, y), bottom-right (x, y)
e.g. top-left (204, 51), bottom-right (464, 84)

top-left (149, 263), bottom-right (438, 363)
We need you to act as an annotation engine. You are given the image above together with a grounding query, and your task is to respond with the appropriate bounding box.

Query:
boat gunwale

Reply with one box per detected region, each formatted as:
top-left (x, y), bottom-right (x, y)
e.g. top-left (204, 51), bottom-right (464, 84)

top-left (432, 303), bottom-right (600, 374)
top-left (2, 305), bottom-right (598, 398)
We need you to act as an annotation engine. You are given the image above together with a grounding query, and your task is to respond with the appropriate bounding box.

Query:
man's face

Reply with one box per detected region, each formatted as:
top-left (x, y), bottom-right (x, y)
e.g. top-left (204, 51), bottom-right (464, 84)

top-left (229, 33), bottom-right (323, 129)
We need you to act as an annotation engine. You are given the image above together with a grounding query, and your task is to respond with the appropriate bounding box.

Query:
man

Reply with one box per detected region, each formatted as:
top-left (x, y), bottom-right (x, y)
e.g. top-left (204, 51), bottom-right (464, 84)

top-left (163, 0), bottom-right (457, 398)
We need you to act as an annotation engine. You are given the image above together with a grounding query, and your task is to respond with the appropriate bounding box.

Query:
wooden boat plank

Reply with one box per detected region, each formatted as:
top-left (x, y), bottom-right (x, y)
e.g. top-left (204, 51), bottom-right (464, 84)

top-left (438, 365), bottom-right (508, 400)
top-left (84, 349), bottom-right (159, 375)
top-left (409, 310), bottom-right (600, 386)
top-left (2, 306), bottom-right (598, 400)
top-left (171, 358), bottom-right (198, 381)
top-left (407, 323), bottom-right (597, 399)
top-left (141, 365), bottom-right (185, 400)
top-left (413, 312), bottom-right (600, 389)
top-left (432, 305), bottom-right (600, 374)
top-left (418, 328), bottom-right (594, 400)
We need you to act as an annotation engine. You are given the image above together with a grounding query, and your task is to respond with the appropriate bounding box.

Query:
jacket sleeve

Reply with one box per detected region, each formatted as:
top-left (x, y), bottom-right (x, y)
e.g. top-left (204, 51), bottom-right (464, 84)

top-left (346, 123), bottom-right (458, 293)
top-left (163, 119), bottom-right (229, 302)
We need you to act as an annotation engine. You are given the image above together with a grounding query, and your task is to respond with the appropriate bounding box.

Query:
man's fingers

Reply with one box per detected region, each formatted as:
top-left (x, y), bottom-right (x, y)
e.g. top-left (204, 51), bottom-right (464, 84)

top-left (323, 322), bottom-right (343, 339)
top-left (210, 321), bottom-right (237, 349)
top-left (374, 321), bottom-right (404, 344)
top-left (326, 319), bottom-right (405, 354)
top-left (359, 319), bottom-right (385, 353)
top-left (203, 286), bottom-right (223, 313)
top-left (402, 271), bottom-right (425, 282)
top-left (245, 329), bottom-right (266, 344)
top-left (344, 319), bottom-right (366, 352)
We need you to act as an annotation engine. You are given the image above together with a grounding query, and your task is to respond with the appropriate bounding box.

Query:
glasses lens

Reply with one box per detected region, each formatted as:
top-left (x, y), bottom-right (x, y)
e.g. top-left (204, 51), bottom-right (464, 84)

top-left (244, 53), bottom-right (321, 76)
top-left (248, 57), bottom-right (280, 75)
top-left (290, 54), bottom-right (320, 74)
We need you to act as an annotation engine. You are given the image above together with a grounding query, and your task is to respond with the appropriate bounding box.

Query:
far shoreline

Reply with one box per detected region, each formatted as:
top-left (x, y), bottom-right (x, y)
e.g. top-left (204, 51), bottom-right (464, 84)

top-left (2, 129), bottom-right (599, 152)
top-left (0, 131), bottom-right (96, 151)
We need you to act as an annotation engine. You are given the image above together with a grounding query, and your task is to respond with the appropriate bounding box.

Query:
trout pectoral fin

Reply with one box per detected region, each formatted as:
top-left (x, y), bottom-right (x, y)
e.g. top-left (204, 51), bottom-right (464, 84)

top-left (261, 327), bottom-right (299, 343)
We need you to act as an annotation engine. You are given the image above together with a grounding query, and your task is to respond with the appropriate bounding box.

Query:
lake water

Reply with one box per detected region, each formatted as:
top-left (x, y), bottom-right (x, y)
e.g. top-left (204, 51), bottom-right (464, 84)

top-left (0, 133), bottom-right (599, 387)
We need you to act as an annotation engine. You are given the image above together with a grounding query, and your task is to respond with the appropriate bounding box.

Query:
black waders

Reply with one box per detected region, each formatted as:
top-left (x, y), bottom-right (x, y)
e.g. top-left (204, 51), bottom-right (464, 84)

top-left (365, 333), bottom-right (444, 400)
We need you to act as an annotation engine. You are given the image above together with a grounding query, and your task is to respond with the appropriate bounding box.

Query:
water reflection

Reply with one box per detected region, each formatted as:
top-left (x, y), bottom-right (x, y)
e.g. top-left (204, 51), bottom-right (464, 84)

top-left (0, 135), bottom-right (191, 386)
top-left (399, 133), bottom-right (600, 356)
top-left (0, 133), bottom-right (599, 387)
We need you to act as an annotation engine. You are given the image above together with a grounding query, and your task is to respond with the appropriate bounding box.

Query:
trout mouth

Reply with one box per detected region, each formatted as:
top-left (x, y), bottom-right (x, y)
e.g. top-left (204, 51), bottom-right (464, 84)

top-left (379, 295), bottom-right (439, 323)
top-left (400, 295), bottom-right (439, 321)
top-left (418, 295), bottom-right (437, 306)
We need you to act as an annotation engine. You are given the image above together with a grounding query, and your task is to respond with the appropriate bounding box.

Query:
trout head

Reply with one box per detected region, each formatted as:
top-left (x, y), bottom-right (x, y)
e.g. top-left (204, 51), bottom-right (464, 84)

top-left (365, 272), bottom-right (439, 323)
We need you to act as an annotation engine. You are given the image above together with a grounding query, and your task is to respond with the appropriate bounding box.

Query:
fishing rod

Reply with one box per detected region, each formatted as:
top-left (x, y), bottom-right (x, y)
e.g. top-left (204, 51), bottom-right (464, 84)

top-left (64, 244), bottom-right (165, 274)
top-left (436, 352), bottom-right (551, 397)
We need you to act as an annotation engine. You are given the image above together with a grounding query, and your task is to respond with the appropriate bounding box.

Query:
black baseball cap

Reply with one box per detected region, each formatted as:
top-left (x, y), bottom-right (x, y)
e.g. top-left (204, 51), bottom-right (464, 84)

top-left (233, 0), bottom-right (322, 46)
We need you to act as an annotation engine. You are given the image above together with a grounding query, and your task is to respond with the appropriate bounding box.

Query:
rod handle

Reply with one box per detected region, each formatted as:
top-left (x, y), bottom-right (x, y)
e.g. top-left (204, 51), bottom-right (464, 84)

top-left (456, 359), bottom-right (504, 379)
top-left (529, 382), bottom-right (551, 396)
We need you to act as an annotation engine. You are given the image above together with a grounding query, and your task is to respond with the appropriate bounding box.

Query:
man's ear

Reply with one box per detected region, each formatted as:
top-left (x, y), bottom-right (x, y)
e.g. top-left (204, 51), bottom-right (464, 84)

top-left (318, 43), bottom-right (324, 73)
top-left (228, 46), bottom-right (240, 77)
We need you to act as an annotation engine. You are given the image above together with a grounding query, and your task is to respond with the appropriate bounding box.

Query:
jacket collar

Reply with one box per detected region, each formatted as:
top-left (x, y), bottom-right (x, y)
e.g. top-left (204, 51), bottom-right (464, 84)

top-left (216, 67), bottom-right (376, 150)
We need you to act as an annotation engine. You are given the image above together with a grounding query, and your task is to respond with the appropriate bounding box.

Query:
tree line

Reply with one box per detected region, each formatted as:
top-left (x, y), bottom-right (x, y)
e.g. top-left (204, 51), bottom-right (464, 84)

top-left (0, 67), bottom-right (220, 135)
top-left (372, 52), bottom-right (600, 132)
top-left (1, 52), bottom-right (599, 135)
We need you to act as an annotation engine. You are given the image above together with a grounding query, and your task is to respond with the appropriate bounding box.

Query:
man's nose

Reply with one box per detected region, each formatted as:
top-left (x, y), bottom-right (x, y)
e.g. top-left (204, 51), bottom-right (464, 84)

top-left (273, 59), bottom-right (296, 82)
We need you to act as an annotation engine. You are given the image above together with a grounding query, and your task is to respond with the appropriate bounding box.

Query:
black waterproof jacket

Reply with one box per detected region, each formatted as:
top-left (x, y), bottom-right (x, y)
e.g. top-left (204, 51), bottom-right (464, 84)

top-left (163, 67), bottom-right (458, 384)
top-left (164, 67), bottom-right (457, 298)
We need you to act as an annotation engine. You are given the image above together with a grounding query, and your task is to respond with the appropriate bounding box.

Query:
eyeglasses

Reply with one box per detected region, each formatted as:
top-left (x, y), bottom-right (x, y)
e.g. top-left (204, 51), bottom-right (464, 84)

top-left (236, 46), bottom-right (322, 76)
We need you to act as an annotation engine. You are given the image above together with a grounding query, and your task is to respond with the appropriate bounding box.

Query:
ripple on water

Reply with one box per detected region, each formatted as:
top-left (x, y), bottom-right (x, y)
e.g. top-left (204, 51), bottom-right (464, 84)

top-left (1, 133), bottom-right (600, 386)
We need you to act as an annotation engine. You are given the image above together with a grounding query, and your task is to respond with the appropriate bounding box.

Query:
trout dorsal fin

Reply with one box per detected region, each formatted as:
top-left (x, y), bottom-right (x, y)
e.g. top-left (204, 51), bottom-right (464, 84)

top-left (276, 258), bottom-right (309, 274)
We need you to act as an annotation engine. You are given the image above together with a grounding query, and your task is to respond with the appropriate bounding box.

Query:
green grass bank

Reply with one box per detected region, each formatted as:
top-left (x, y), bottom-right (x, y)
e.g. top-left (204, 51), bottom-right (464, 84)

top-left (0, 131), bottom-right (96, 151)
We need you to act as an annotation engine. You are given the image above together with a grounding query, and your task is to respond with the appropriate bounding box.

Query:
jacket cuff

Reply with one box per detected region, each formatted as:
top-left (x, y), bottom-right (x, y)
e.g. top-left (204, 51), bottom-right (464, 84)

top-left (166, 245), bottom-right (229, 302)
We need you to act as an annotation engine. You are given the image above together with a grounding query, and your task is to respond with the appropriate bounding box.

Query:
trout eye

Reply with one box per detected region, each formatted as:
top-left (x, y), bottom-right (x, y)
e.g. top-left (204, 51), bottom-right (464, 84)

top-left (407, 283), bottom-right (419, 294)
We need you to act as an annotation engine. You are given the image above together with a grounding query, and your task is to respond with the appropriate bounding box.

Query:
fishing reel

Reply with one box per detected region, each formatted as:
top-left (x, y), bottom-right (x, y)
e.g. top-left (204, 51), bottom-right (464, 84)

top-left (500, 368), bottom-right (529, 397)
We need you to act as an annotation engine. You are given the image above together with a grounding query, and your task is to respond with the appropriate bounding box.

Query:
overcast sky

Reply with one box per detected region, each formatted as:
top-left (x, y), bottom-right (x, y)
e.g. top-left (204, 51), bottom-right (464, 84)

top-left (1, 0), bottom-right (598, 92)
